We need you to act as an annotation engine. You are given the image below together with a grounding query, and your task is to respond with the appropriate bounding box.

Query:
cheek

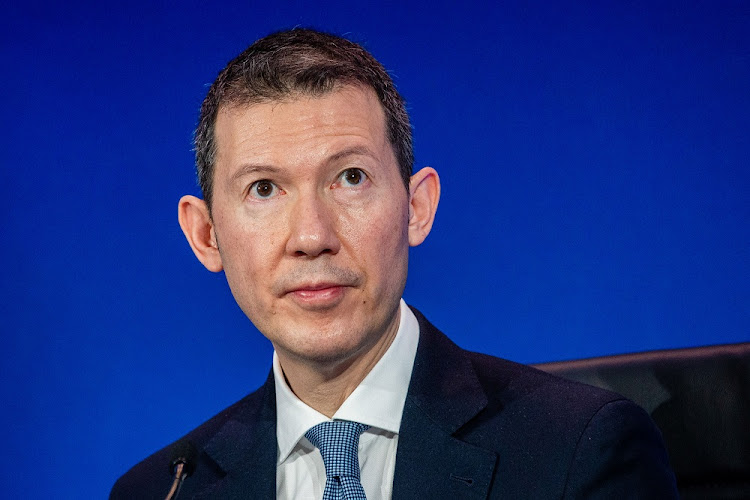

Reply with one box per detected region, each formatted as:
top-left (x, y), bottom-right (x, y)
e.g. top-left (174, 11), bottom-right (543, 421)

top-left (342, 198), bottom-right (409, 276)
top-left (216, 221), bottom-right (281, 300)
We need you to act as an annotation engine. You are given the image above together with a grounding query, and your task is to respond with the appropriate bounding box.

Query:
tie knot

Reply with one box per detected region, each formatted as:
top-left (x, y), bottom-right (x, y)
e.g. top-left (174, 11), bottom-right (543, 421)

top-left (305, 420), bottom-right (369, 479)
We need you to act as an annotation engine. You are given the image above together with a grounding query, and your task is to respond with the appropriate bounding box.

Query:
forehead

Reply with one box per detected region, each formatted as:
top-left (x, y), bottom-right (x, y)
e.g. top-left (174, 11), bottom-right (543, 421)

top-left (213, 85), bottom-right (390, 167)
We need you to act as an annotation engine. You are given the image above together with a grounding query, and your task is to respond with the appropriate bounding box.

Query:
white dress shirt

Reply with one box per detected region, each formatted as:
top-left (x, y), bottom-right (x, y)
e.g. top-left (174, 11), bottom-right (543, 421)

top-left (274, 299), bottom-right (420, 499)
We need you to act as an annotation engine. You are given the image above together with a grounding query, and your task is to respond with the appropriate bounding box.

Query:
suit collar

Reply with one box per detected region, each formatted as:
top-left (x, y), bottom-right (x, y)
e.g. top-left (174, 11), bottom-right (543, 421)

top-left (405, 307), bottom-right (488, 432)
top-left (392, 307), bottom-right (498, 499)
top-left (190, 307), bottom-right (498, 498)
top-left (195, 371), bottom-right (278, 499)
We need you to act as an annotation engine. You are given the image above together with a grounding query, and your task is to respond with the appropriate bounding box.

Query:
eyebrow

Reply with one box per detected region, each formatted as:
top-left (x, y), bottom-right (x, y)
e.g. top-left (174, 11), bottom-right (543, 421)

top-left (226, 145), bottom-right (379, 186)
top-left (228, 164), bottom-right (282, 186)
top-left (327, 145), bottom-right (379, 164)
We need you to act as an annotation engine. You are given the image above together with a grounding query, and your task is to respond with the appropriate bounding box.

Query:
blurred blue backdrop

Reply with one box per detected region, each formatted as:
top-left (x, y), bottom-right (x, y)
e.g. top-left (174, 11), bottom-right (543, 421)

top-left (2, 1), bottom-right (748, 497)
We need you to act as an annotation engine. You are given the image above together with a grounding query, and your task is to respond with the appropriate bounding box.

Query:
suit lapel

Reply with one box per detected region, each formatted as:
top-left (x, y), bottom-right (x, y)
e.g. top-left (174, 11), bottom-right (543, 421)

top-left (194, 372), bottom-right (278, 499)
top-left (188, 309), bottom-right (498, 498)
top-left (392, 308), bottom-right (498, 499)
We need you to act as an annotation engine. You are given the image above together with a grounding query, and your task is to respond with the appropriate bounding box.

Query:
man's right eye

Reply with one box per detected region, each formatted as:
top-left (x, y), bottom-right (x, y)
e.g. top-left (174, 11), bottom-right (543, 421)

top-left (249, 179), bottom-right (279, 199)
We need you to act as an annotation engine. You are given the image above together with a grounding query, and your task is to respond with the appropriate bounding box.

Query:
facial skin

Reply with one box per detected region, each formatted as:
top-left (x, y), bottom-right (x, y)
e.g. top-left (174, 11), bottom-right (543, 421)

top-left (179, 85), bottom-right (439, 409)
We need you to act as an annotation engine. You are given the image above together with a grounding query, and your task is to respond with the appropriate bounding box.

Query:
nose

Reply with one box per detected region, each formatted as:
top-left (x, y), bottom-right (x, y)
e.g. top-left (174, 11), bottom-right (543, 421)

top-left (285, 192), bottom-right (341, 258)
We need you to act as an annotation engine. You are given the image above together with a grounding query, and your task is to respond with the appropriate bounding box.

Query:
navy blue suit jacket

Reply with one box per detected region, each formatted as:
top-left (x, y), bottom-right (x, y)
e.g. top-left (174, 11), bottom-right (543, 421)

top-left (111, 308), bottom-right (678, 499)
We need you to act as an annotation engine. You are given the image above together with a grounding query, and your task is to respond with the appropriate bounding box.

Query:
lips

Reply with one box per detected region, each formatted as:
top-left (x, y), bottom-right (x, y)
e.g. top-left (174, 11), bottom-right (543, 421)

top-left (274, 265), bottom-right (362, 308)
top-left (288, 282), bottom-right (344, 296)
top-left (288, 281), bottom-right (344, 293)
top-left (285, 282), bottom-right (349, 309)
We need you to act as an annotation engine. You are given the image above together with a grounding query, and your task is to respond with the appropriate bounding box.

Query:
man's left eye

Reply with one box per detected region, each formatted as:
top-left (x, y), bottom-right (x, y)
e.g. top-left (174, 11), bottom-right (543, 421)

top-left (339, 168), bottom-right (366, 187)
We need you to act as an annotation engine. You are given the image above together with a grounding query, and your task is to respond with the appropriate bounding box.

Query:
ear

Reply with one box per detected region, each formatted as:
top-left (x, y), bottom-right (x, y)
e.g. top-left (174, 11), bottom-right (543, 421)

top-left (177, 195), bottom-right (224, 272)
top-left (407, 167), bottom-right (441, 247)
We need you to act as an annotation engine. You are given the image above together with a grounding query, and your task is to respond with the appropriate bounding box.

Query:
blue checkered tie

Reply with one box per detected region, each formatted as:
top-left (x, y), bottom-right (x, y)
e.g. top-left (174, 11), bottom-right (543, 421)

top-left (305, 420), bottom-right (369, 500)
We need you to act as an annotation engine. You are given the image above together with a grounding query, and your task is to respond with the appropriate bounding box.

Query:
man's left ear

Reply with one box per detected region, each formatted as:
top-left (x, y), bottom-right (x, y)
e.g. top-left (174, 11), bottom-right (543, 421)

top-left (407, 167), bottom-right (441, 247)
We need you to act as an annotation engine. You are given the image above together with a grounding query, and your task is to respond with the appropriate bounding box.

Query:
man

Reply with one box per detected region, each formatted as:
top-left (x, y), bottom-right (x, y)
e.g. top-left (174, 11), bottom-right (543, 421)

top-left (111, 28), bottom-right (677, 499)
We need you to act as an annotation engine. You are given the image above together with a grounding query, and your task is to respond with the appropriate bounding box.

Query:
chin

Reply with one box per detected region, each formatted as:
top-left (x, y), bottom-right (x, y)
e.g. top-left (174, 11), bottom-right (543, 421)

top-left (285, 327), bottom-right (373, 365)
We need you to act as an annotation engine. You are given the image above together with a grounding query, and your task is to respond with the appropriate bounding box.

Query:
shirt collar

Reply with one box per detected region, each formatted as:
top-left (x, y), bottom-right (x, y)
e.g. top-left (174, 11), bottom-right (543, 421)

top-left (273, 299), bottom-right (420, 464)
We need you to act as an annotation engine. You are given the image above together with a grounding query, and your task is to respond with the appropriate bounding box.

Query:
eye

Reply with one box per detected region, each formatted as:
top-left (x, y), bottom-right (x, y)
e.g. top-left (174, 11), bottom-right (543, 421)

top-left (248, 179), bottom-right (280, 199)
top-left (339, 168), bottom-right (367, 187)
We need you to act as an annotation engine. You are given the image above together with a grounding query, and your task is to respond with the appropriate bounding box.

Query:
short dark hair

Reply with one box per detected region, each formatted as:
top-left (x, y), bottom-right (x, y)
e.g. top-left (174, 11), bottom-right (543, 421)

top-left (194, 28), bottom-right (413, 210)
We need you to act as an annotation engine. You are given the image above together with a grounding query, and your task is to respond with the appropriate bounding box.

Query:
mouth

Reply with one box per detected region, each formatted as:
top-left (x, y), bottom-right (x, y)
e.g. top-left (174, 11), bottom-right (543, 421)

top-left (285, 282), bottom-right (350, 309)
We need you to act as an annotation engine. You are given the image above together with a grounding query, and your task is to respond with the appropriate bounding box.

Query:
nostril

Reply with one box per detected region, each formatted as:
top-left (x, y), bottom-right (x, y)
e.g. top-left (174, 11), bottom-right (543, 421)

top-left (293, 247), bottom-right (334, 258)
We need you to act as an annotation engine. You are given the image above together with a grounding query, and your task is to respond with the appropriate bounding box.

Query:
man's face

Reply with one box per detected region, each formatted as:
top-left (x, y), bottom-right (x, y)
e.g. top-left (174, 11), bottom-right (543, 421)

top-left (208, 86), bottom-right (410, 366)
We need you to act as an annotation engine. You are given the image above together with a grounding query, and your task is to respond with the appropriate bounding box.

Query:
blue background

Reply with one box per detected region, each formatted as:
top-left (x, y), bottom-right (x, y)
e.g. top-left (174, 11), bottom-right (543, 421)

top-left (2, 1), bottom-right (748, 497)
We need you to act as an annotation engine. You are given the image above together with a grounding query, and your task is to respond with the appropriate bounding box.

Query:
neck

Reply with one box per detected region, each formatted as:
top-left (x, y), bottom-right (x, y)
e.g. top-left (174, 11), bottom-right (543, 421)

top-left (276, 309), bottom-right (401, 418)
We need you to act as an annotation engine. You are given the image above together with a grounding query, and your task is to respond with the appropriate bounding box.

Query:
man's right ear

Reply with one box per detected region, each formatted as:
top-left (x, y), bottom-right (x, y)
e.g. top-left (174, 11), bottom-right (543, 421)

top-left (177, 195), bottom-right (223, 272)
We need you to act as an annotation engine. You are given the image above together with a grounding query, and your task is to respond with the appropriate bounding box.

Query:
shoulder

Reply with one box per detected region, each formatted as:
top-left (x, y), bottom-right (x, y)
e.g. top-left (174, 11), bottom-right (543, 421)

top-left (468, 349), bottom-right (627, 420)
top-left (464, 350), bottom-right (678, 497)
top-left (410, 308), bottom-right (677, 497)
top-left (460, 348), bottom-right (633, 443)
top-left (110, 380), bottom-right (271, 500)
top-left (465, 354), bottom-right (679, 498)
top-left (411, 305), bottom-right (628, 429)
